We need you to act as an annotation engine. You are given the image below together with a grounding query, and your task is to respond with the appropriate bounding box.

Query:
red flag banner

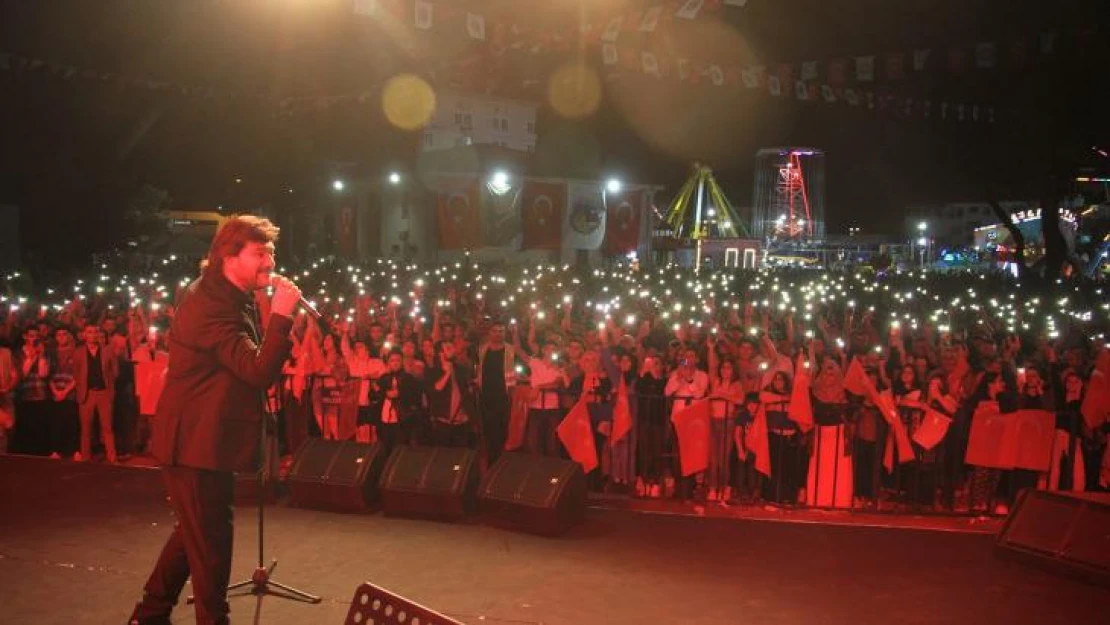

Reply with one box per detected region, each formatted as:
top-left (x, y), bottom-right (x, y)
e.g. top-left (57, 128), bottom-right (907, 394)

top-left (827, 58), bottom-right (847, 84)
top-left (1011, 409), bottom-right (1055, 471)
top-left (611, 382), bottom-right (632, 443)
top-left (1081, 356), bottom-right (1109, 430)
top-left (436, 182), bottom-right (481, 249)
top-left (788, 356), bottom-right (814, 432)
top-left (671, 399), bottom-right (711, 476)
top-left (337, 204), bottom-right (357, 257)
top-left (738, 404), bottom-right (772, 478)
top-left (966, 405), bottom-right (1055, 471)
top-left (557, 399), bottom-right (598, 472)
top-left (520, 181), bottom-right (565, 250)
top-left (506, 385), bottom-right (537, 451)
top-left (843, 357), bottom-right (870, 397)
top-left (604, 190), bottom-right (642, 255)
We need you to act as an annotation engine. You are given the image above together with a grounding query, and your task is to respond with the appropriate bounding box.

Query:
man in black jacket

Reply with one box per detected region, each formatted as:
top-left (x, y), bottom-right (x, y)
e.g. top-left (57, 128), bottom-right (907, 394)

top-left (425, 340), bottom-right (476, 448)
top-left (129, 216), bottom-right (302, 625)
top-left (372, 348), bottom-right (424, 453)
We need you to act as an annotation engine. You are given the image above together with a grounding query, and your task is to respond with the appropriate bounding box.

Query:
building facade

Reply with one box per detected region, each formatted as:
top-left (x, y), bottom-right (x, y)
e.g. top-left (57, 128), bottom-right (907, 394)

top-left (421, 92), bottom-right (538, 153)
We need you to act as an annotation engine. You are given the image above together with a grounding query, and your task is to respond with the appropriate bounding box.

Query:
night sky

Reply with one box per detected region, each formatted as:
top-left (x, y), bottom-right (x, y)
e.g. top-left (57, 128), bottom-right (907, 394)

top-left (1, 0), bottom-right (1106, 269)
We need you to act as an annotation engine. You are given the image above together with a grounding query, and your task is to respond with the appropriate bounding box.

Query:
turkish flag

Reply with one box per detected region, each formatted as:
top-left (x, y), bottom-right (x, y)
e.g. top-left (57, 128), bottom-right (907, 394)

top-left (557, 399), bottom-right (598, 473)
top-left (827, 58), bottom-right (847, 84)
top-left (506, 385), bottom-right (537, 451)
top-left (611, 381), bottom-right (632, 443)
top-left (604, 190), bottom-right (642, 255)
top-left (966, 402), bottom-right (1014, 469)
top-left (521, 181), bottom-right (565, 250)
top-left (788, 355), bottom-right (814, 432)
top-left (337, 204), bottom-right (357, 258)
top-left (671, 399), bottom-right (711, 476)
top-left (436, 183), bottom-right (481, 249)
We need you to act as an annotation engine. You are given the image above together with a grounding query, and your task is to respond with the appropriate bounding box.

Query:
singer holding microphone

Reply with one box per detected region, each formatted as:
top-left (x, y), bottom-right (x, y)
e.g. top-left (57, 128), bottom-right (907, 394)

top-left (129, 216), bottom-right (302, 625)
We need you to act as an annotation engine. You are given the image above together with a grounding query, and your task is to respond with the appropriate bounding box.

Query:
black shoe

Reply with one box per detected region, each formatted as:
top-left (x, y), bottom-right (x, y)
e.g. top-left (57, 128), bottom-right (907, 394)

top-left (128, 603), bottom-right (172, 625)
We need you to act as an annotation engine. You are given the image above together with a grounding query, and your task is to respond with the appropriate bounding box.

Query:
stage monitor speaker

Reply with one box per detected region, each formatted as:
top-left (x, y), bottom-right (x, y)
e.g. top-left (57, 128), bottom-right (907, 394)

top-left (345, 581), bottom-right (463, 625)
top-left (478, 452), bottom-right (587, 536)
top-left (378, 445), bottom-right (479, 521)
top-left (996, 489), bottom-right (1110, 586)
top-left (287, 439), bottom-right (386, 513)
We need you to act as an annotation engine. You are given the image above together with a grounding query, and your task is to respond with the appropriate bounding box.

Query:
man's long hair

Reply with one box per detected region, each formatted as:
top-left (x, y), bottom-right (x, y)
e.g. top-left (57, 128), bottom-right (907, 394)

top-left (202, 215), bottom-right (280, 273)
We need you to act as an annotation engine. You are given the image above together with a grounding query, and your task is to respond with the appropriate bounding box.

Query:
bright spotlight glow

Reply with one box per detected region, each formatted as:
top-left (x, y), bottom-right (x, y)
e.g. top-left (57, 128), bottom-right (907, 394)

top-left (917, 237), bottom-right (928, 246)
top-left (332, 180), bottom-right (345, 192)
top-left (491, 171), bottom-right (509, 187)
top-left (918, 221), bottom-right (927, 231)
top-left (606, 178), bottom-right (622, 193)
top-left (388, 172), bottom-right (401, 185)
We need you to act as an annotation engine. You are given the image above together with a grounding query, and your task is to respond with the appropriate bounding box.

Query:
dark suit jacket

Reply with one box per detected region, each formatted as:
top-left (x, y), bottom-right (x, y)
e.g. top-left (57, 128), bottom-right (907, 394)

top-left (150, 270), bottom-right (293, 473)
top-left (73, 344), bottom-right (119, 402)
top-left (369, 370), bottom-right (424, 425)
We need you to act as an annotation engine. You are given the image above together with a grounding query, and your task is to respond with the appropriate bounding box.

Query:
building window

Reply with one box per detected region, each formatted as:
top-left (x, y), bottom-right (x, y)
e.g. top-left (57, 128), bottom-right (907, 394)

top-left (525, 121), bottom-right (535, 134)
top-left (455, 112), bottom-right (472, 128)
top-left (500, 118), bottom-right (509, 131)
top-left (424, 133), bottom-right (434, 148)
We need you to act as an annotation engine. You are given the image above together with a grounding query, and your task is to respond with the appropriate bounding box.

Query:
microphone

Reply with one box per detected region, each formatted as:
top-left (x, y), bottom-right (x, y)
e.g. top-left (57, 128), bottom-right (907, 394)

top-left (270, 275), bottom-right (322, 320)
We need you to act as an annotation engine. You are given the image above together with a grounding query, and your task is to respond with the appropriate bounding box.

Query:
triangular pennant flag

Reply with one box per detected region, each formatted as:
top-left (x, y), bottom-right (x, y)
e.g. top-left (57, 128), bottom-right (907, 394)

top-left (844, 88), bottom-right (859, 106)
top-left (466, 12), bottom-right (486, 40)
top-left (1039, 32), bottom-right (1056, 54)
top-left (904, 97), bottom-right (914, 117)
top-left (865, 92), bottom-right (875, 109)
top-left (913, 49), bottom-right (931, 71)
top-left (677, 58), bottom-right (692, 82)
top-left (987, 106), bottom-right (995, 123)
top-left (741, 65), bottom-right (762, 88)
top-left (601, 16), bottom-right (623, 42)
top-left (948, 47), bottom-right (967, 72)
top-left (676, 0), bottom-right (705, 19)
top-left (827, 58), bottom-right (846, 84)
top-left (941, 102), bottom-right (949, 120)
top-left (975, 42), bottom-right (995, 68)
top-left (957, 103), bottom-right (966, 122)
top-left (972, 105), bottom-right (980, 122)
top-left (602, 43), bottom-right (619, 66)
top-left (709, 64), bottom-right (725, 86)
top-left (642, 51), bottom-right (659, 76)
top-left (414, 0), bottom-right (433, 30)
top-left (794, 79), bottom-right (808, 100)
top-left (352, 0), bottom-right (377, 16)
top-left (639, 6), bottom-right (662, 32)
top-left (885, 54), bottom-right (904, 79)
top-left (855, 56), bottom-right (874, 81)
top-left (767, 74), bottom-right (781, 96)
top-left (800, 61), bottom-right (818, 81)
top-left (923, 100), bottom-right (932, 118)
top-left (1010, 40), bottom-right (1029, 66)
top-left (820, 84), bottom-right (837, 102)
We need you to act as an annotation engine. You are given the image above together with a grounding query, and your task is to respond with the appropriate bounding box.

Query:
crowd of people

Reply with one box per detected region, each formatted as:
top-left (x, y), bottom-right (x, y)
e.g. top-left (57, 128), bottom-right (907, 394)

top-left (2, 255), bottom-right (1108, 516)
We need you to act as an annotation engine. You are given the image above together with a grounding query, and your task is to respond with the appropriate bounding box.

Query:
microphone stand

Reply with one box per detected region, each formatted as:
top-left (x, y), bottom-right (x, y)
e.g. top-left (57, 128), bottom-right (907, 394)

top-left (224, 388), bottom-right (320, 603)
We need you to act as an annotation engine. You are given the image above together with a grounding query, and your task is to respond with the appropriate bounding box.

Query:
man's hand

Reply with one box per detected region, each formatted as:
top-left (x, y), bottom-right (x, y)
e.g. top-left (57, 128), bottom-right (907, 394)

top-left (269, 275), bottom-right (302, 318)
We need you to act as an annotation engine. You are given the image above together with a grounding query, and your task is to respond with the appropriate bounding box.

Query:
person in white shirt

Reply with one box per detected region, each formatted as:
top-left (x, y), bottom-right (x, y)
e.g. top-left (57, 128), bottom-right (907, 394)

top-left (523, 338), bottom-right (569, 457)
top-left (341, 332), bottom-right (386, 443)
top-left (665, 348), bottom-right (709, 500)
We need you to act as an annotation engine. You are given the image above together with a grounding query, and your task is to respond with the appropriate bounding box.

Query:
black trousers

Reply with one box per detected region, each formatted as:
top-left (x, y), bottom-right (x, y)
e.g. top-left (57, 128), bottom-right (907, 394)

top-left (135, 466), bottom-right (235, 625)
top-left (480, 393), bottom-right (510, 466)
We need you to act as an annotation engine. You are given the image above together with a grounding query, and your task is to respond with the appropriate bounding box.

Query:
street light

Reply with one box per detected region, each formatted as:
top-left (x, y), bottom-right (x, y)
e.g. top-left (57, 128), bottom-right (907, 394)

top-left (606, 178), bottom-right (622, 193)
top-left (332, 179), bottom-right (345, 192)
top-left (917, 221), bottom-right (927, 232)
top-left (388, 172), bottom-right (401, 185)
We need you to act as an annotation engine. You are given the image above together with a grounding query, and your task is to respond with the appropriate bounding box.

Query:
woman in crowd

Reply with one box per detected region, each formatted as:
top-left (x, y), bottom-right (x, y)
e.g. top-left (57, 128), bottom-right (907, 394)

top-left (807, 354), bottom-right (854, 509)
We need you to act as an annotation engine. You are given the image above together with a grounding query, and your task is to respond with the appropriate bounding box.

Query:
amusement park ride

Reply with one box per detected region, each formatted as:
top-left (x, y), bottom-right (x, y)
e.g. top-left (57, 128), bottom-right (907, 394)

top-left (661, 149), bottom-right (826, 271)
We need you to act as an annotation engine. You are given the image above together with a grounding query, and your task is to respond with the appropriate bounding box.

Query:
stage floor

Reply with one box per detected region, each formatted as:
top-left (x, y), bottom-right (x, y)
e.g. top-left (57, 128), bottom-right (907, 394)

top-left (0, 455), bottom-right (1103, 625)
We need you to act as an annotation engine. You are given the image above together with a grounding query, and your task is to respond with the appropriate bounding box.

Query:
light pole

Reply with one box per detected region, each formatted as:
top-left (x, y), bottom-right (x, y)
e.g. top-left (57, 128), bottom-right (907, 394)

top-left (917, 221), bottom-right (928, 269)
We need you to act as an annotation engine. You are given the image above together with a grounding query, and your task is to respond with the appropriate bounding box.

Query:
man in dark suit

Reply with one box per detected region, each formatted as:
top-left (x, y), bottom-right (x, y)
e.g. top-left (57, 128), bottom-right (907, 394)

top-left (129, 216), bottom-right (302, 625)
top-left (73, 323), bottom-right (119, 462)
top-left (371, 348), bottom-right (425, 453)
